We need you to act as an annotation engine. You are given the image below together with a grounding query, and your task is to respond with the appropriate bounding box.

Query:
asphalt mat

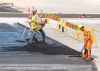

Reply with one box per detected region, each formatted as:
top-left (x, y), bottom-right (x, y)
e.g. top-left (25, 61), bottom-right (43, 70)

top-left (0, 37), bottom-right (97, 71)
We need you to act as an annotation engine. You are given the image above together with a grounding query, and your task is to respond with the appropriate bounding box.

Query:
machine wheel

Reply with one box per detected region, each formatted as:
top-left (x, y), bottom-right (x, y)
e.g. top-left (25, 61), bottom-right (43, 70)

top-left (31, 29), bottom-right (47, 50)
top-left (32, 29), bottom-right (45, 43)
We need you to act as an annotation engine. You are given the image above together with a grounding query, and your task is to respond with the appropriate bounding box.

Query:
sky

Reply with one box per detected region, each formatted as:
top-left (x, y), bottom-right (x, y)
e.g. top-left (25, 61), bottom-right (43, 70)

top-left (1, 0), bottom-right (100, 14)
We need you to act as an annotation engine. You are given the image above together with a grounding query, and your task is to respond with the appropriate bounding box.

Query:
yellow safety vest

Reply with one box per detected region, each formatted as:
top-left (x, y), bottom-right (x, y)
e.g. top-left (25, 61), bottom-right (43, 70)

top-left (30, 15), bottom-right (41, 31)
top-left (58, 19), bottom-right (65, 29)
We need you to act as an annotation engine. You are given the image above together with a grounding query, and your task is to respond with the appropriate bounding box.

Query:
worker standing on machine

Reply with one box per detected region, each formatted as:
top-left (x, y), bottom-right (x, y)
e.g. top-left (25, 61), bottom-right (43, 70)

top-left (28, 8), bottom-right (47, 43)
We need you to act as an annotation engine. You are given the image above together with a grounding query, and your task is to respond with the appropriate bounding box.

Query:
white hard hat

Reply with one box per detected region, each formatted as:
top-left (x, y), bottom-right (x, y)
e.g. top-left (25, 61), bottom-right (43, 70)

top-left (32, 7), bottom-right (37, 12)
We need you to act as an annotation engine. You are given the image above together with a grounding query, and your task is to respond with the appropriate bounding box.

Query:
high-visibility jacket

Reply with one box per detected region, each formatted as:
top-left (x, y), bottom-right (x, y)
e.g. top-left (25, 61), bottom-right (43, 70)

top-left (30, 15), bottom-right (42, 31)
top-left (58, 19), bottom-right (64, 27)
top-left (83, 31), bottom-right (93, 49)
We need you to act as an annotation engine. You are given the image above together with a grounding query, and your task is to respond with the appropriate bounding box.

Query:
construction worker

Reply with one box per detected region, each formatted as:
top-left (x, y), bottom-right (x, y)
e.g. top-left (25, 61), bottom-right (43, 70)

top-left (80, 26), bottom-right (94, 60)
top-left (28, 8), bottom-right (47, 43)
top-left (57, 19), bottom-right (65, 32)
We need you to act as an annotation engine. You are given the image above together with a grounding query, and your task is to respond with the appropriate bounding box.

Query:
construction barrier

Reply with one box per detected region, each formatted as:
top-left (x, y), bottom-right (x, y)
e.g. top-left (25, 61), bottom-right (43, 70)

top-left (27, 11), bottom-right (98, 48)
top-left (45, 15), bottom-right (97, 48)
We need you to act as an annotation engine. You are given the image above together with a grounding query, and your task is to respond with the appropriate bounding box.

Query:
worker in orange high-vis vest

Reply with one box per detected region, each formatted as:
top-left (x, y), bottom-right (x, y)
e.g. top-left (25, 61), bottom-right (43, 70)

top-left (80, 26), bottom-right (94, 60)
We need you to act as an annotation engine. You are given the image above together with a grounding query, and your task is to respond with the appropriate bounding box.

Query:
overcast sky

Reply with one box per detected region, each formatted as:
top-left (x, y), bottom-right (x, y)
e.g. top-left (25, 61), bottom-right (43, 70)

top-left (12, 0), bottom-right (100, 14)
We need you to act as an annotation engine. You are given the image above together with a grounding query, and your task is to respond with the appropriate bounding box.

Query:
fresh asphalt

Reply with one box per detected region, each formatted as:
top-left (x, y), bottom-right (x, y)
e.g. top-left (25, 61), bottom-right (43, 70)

top-left (0, 23), bottom-right (97, 71)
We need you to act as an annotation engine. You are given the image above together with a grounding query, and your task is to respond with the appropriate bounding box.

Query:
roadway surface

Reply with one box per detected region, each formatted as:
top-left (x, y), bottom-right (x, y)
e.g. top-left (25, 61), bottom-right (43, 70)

top-left (0, 3), bottom-right (21, 12)
top-left (0, 5), bottom-right (97, 71)
top-left (0, 21), bottom-right (97, 71)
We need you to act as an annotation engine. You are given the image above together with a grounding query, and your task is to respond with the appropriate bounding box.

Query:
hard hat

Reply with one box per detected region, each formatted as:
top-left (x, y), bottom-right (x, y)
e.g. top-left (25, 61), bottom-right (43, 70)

top-left (32, 7), bottom-right (37, 12)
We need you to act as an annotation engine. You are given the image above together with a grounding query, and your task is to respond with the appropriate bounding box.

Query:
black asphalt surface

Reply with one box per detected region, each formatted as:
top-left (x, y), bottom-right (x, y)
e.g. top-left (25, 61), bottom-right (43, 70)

top-left (0, 3), bottom-right (21, 12)
top-left (0, 25), bottom-right (97, 71)
top-left (0, 36), bottom-right (97, 71)
top-left (0, 19), bottom-right (97, 71)
top-left (1, 12), bottom-right (100, 18)
top-left (0, 6), bottom-right (20, 12)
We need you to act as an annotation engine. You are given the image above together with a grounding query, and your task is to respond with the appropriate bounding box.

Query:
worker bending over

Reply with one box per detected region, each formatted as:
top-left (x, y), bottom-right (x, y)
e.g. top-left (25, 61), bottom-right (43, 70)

top-left (80, 26), bottom-right (94, 60)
